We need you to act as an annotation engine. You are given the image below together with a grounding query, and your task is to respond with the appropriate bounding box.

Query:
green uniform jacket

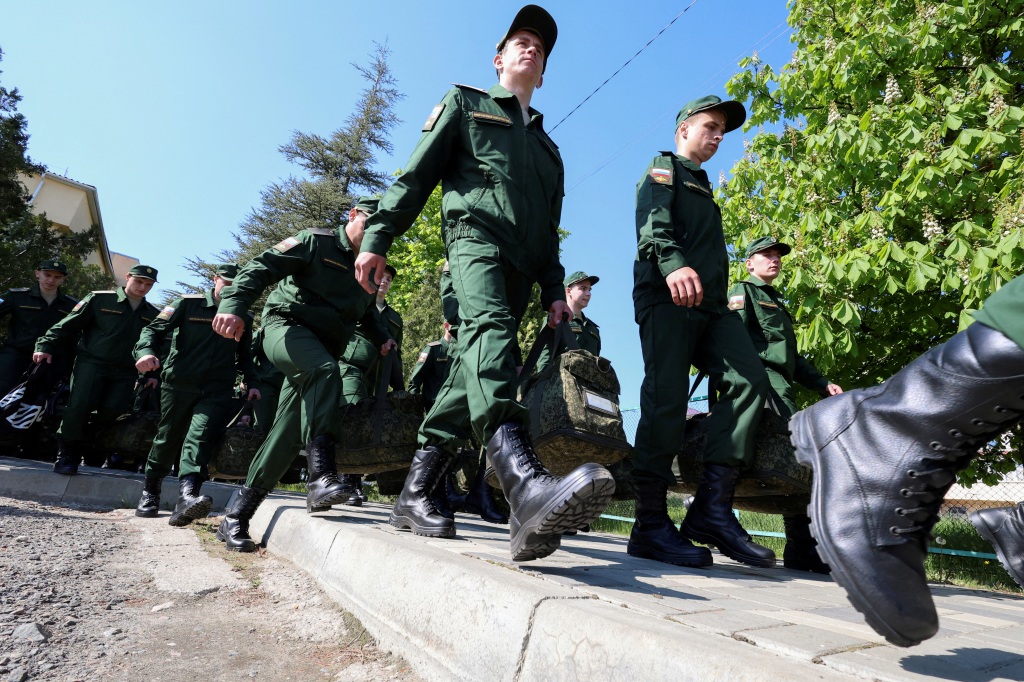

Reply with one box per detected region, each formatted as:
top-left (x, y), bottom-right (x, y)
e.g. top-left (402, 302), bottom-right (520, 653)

top-left (134, 289), bottom-right (256, 389)
top-left (0, 285), bottom-right (79, 351)
top-left (974, 274), bottom-right (1024, 350)
top-left (361, 83), bottom-right (567, 310)
top-left (728, 276), bottom-right (829, 394)
top-left (536, 313), bottom-right (601, 373)
top-left (36, 288), bottom-right (159, 371)
top-left (408, 337), bottom-right (452, 405)
top-left (633, 152), bottom-right (729, 314)
top-left (217, 227), bottom-right (390, 356)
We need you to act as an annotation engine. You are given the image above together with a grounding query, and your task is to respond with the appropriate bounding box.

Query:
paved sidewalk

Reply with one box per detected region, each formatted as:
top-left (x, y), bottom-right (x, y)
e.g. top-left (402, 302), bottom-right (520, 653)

top-left (3, 456), bottom-right (1023, 681)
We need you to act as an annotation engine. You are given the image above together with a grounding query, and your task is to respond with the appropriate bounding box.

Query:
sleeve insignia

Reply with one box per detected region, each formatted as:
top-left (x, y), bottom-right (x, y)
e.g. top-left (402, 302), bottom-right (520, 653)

top-left (650, 167), bottom-right (672, 185)
top-left (471, 111), bottom-right (512, 126)
top-left (0, 297), bottom-right (4, 305)
top-left (728, 294), bottom-right (746, 311)
top-left (417, 351), bottom-right (429, 363)
top-left (273, 236), bottom-right (301, 253)
top-left (72, 299), bottom-right (86, 312)
top-left (157, 305), bottom-right (176, 321)
top-left (423, 103), bottom-right (445, 132)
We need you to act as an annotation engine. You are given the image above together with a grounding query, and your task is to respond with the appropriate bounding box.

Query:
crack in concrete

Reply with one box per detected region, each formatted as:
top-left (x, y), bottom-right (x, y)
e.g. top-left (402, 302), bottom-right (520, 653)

top-left (512, 595), bottom-right (595, 681)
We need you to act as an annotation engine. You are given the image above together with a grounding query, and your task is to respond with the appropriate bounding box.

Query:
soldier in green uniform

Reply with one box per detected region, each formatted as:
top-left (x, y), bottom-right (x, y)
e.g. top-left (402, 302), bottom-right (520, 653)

top-left (729, 236), bottom-right (841, 573)
top-left (536, 270), bottom-right (601, 372)
top-left (133, 264), bottom-right (259, 526)
top-left (0, 259), bottom-right (78, 396)
top-left (355, 5), bottom-right (613, 562)
top-left (630, 96), bottom-right (774, 569)
top-left (409, 322), bottom-right (454, 405)
top-left (35, 265), bottom-right (160, 475)
top-left (212, 197), bottom-right (395, 552)
top-left (791, 274), bottom-right (1024, 647)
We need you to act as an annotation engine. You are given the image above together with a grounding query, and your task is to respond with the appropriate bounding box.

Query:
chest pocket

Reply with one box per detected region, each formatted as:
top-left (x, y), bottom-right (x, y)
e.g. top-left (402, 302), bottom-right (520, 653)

top-left (755, 300), bottom-right (790, 342)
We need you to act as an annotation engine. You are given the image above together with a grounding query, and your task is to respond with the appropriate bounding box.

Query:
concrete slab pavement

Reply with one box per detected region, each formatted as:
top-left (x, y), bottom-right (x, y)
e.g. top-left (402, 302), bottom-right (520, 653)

top-left (3, 455), bottom-right (1023, 681)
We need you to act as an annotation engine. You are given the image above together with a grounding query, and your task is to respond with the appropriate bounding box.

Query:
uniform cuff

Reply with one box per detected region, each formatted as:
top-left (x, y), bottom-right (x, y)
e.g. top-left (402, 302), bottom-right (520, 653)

top-left (658, 252), bottom-right (689, 279)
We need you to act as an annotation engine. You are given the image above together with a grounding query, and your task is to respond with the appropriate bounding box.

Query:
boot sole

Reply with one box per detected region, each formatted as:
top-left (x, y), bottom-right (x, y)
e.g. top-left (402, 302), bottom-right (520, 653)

top-left (167, 497), bottom-right (213, 527)
top-left (135, 509), bottom-right (159, 518)
top-left (216, 522), bottom-right (256, 552)
top-left (510, 472), bottom-right (615, 562)
top-left (969, 513), bottom-right (1024, 590)
top-left (791, 410), bottom-right (925, 647)
top-left (680, 525), bottom-right (776, 568)
top-left (626, 543), bottom-right (713, 567)
top-left (388, 512), bottom-right (456, 538)
top-left (306, 488), bottom-right (354, 514)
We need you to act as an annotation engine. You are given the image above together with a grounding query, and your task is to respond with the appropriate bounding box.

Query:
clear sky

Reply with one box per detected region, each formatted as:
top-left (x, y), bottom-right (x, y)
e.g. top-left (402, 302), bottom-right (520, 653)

top-left (2, 0), bottom-right (795, 409)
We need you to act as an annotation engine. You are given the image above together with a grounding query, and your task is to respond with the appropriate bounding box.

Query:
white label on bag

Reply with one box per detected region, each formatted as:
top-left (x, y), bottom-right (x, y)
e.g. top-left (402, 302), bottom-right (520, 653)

top-left (584, 391), bottom-right (618, 416)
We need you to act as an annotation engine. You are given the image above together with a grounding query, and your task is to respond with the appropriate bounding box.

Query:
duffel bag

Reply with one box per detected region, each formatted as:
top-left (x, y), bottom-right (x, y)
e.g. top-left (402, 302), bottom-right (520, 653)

top-left (96, 385), bottom-right (160, 459)
top-left (335, 353), bottom-right (421, 474)
top-left (518, 322), bottom-right (631, 476)
top-left (210, 398), bottom-right (264, 480)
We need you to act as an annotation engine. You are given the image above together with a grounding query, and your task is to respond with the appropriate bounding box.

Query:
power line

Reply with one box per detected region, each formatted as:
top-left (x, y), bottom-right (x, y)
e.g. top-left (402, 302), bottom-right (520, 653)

top-left (548, 1), bottom-right (701, 133)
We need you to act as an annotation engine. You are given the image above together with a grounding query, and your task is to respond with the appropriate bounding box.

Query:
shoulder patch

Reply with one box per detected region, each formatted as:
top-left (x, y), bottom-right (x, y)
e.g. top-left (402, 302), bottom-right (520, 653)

top-left (72, 299), bottom-right (87, 312)
top-left (417, 351), bottom-right (429, 363)
top-left (647, 165), bottom-right (671, 184)
top-left (423, 103), bottom-right (446, 132)
top-left (273, 236), bottom-right (302, 253)
top-left (157, 305), bottom-right (177, 321)
top-left (452, 83), bottom-right (488, 94)
top-left (308, 228), bottom-right (334, 236)
top-left (471, 111), bottom-right (511, 126)
top-left (728, 294), bottom-right (746, 311)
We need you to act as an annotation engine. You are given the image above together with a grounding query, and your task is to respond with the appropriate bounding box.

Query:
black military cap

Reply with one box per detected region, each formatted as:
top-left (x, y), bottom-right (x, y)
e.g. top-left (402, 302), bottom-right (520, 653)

top-left (384, 264), bottom-right (397, 279)
top-left (496, 5), bottom-right (557, 73)
top-left (128, 264), bottom-right (159, 281)
top-left (37, 259), bottom-right (68, 275)
top-left (216, 263), bottom-right (239, 280)
top-left (676, 95), bottom-right (746, 133)
top-left (745, 236), bottom-right (792, 259)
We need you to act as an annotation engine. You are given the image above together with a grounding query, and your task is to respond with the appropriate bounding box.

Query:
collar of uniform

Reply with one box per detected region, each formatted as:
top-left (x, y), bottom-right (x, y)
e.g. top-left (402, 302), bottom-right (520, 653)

top-left (488, 83), bottom-right (544, 126)
top-left (746, 275), bottom-right (779, 294)
top-left (334, 226), bottom-right (355, 254)
top-left (672, 153), bottom-right (702, 172)
top-left (116, 287), bottom-right (129, 303)
top-left (203, 288), bottom-right (218, 308)
top-left (28, 283), bottom-right (44, 299)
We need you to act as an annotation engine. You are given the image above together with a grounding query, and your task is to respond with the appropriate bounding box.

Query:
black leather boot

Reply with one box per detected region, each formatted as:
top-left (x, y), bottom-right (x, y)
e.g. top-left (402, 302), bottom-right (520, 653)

top-left (464, 450), bottom-right (509, 525)
top-left (782, 513), bottom-right (830, 574)
top-left (429, 469), bottom-right (454, 520)
top-left (487, 423), bottom-right (615, 562)
top-left (304, 435), bottom-right (354, 513)
top-left (168, 474), bottom-right (214, 527)
top-left (445, 470), bottom-right (467, 513)
top-left (216, 486), bottom-right (270, 552)
top-left (680, 463), bottom-right (776, 568)
top-left (53, 437), bottom-right (79, 476)
top-left (971, 503), bottom-right (1024, 589)
top-left (791, 322), bottom-right (1024, 647)
top-left (389, 447), bottom-right (456, 537)
top-left (627, 479), bottom-right (712, 567)
top-left (339, 474), bottom-right (363, 507)
top-left (135, 474), bottom-right (163, 518)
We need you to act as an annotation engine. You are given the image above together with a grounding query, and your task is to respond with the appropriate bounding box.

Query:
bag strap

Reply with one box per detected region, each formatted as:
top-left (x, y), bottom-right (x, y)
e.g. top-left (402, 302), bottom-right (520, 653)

top-left (372, 350), bottom-right (396, 445)
top-left (520, 318), bottom-right (578, 387)
top-left (227, 397), bottom-right (256, 428)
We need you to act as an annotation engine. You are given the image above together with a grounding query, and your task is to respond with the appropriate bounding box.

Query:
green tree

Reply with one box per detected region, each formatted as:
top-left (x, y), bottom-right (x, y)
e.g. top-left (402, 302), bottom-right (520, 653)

top-left (721, 0), bottom-right (1024, 483)
top-left (0, 46), bottom-right (44, 226)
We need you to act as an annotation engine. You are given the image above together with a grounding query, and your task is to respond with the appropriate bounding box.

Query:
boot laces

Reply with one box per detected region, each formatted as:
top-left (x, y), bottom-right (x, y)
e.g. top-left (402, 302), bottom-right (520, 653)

top-left (507, 429), bottom-right (555, 481)
top-left (892, 453), bottom-right (972, 538)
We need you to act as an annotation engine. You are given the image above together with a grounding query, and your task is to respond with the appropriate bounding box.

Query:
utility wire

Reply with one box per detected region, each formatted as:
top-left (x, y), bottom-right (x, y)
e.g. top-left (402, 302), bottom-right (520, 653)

top-left (548, 0), bottom-right (701, 133)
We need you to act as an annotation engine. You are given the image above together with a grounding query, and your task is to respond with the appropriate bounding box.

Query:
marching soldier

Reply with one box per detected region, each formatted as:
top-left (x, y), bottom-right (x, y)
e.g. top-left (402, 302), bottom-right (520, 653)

top-left (536, 270), bottom-right (601, 372)
top-left (133, 264), bottom-right (259, 526)
top-left (211, 197), bottom-right (395, 552)
top-left (631, 96), bottom-right (773, 569)
top-left (409, 321), bottom-right (454, 406)
top-left (729, 236), bottom-right (843, 574)
top-left (35, 265), bottom-right (160, 475)
top-left (0, 259), bottom-right (78, 396)
top-left (355, 5), bottom-right (613, 561)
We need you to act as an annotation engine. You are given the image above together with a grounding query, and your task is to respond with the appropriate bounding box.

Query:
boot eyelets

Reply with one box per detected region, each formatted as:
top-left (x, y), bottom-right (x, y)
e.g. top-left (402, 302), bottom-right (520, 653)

top-left (994, 406), bottom-right (1007, 414)
top-left (971, 418), bottom-right (984, 426)
top-left (907, 470), bottom-right (918, 478)
top-left (895, 507), bottom-right (906, 516)
top-left (889, 526), bottom-right (900, 535)
top-left (948, 429), bottom-right (963, 438)
top-left (928, 441), bottom-right (943, 450)
top-left (900, 489), bottom-right (912, 497)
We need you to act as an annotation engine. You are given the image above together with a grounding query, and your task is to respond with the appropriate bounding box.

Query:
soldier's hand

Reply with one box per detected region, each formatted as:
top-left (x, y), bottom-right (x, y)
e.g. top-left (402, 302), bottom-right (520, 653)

top-left (213, 313), bottom-right (246, 341)
top-left (144, 377), bottom-right (160, 389)
top-left (826, 383), bottom-right (844, 396)
top-left (354, 253), bottom-right (386, 295)
top-left (247, 388), bottom-right (262, 401)
top-left (547, 300), bottom-right (571, 328)
top-left (666, 266), bottom-right (703, 307)
top-left (33, 352), bottom-right (52, 364)
top-left (380, 339), bottom-right (398, 356)
top-left (135, 355), bottom-right (161, 373)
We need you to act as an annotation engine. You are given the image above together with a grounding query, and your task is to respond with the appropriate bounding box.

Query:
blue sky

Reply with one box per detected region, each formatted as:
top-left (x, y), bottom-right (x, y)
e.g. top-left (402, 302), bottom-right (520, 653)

top-left (2, 1), bottom-right (795, 408)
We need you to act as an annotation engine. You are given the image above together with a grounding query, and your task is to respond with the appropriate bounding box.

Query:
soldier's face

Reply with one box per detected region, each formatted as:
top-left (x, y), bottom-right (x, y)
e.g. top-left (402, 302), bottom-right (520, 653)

top-left (35, 270), bottom-right (66, 293)
top-left (678, 110), bottom-right (726, 164)
top-left (378, 272), bottom-right (393, 295)
top-left (345, 208), bottom-right (368, 253)
top-left (124, 275), bottom-right (155, 298)
top-left (566, 282), bottom-right (591, 311)
top-left (747, 248), bottom-right (783, 283)
top-left (213, 275), bottom-right (231, 300)
top-left (495, 30), bottom-right (545, 87)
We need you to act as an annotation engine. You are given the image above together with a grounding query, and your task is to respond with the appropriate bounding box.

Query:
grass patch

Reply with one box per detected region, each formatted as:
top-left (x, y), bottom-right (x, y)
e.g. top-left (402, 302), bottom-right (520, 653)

top-left (275, 480), bottom-right (398, 505)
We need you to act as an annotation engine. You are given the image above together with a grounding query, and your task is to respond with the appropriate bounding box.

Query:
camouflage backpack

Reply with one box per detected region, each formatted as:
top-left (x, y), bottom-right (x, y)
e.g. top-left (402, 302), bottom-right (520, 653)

top-left (518, 322), bottom-right (631, 475)
top-left (96, 385), bottom-right (161, 459)
top-left (673, 373), bottom-right (810, 514)
top-left (335, 354), bottom-right (422, 474)
top-left (210, 398), bottom-right (264, 480)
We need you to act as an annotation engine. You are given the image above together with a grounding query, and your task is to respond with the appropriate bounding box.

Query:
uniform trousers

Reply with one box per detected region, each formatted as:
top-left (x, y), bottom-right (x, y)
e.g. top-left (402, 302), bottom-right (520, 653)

top-left (144, 383), bottom-right (234, 479)
top-left (58, 359), bottom-right (136, 444)
top-left (418, 235), bottom-right (534, 449)
top-left (634, 303), bottom-right (769, 485)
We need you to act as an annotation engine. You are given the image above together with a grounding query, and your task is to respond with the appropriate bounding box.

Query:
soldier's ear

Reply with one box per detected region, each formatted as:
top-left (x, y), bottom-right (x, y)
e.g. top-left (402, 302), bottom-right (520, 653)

top-left (536, 74), bottom-right (543, 89)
